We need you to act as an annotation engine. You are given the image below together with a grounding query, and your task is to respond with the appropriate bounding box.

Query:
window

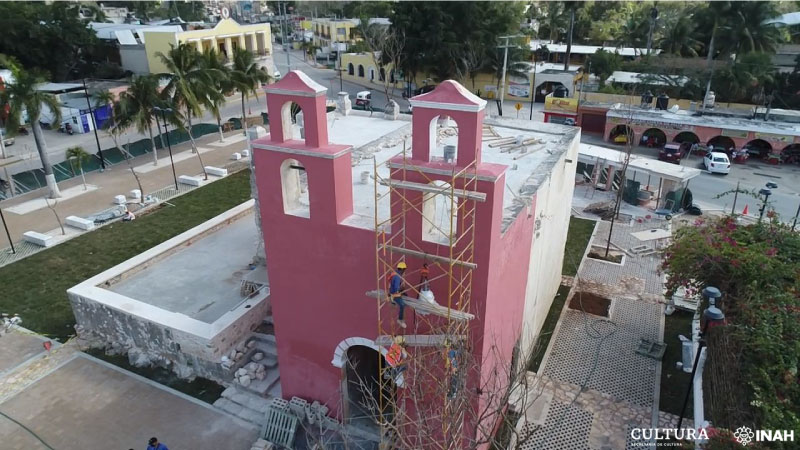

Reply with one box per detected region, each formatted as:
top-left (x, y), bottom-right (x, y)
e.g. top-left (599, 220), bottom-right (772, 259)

top-left (358, 65), bottom-right (364, 77)
top-left (379, 67), bottom-right (386, 82)
top-left (713, 157), bottom-right (728, 163)
top-left (348, 63), bottom-right (354, 76)
top-left (422, 181), bottom-right (458, 245)
top-left (280, 159), bottom-right (310, 218)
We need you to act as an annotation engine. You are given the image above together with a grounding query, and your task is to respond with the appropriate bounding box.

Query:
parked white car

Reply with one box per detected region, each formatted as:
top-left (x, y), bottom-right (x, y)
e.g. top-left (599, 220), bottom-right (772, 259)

top-left (704, 151), bottom-right (731, 174)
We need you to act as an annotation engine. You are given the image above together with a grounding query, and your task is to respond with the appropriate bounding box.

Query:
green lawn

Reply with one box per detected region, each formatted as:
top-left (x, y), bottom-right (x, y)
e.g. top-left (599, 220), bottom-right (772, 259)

top-left (561, 217), bottom-right (596, 277)
top-left (0, 170), bottom-right (253, 341)
top-left (527, 284), bottom-right (571, 372)
top-left (660, 310), bottom-right (695, 416)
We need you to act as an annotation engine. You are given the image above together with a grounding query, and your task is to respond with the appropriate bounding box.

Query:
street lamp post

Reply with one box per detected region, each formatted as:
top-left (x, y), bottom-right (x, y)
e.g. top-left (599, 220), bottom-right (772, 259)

top-left (758, 182), bottom-right (778, 221)
top-left (676, 286), bottom-right (724, 430)
top-left (0, 207), bottom-right (15, 254)
top-left (153, 107), bottom-right (178, 190)
top-left (83, 79), bottom-right (106, 171)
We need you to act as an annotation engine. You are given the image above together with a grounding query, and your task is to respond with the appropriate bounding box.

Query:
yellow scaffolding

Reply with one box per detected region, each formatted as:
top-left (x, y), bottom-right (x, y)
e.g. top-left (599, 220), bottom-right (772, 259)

top-left (370, 138), bottom-right (480, 449)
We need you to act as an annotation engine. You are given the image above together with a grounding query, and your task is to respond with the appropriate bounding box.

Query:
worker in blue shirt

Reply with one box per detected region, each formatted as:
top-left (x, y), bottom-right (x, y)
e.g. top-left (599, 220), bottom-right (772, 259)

top-left (147, 437), bottom-right (169, 450)
top-left (389, 261), bottom-right (407, 329)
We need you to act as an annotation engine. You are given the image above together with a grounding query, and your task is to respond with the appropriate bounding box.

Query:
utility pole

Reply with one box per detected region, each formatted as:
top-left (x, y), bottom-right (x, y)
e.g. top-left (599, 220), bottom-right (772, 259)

top-left (338, 47), bottom-right (343, 92)
top-left (283, 3), bottom-right (291, 71)
top-left (83, 78), bottom-right (106, 171)
top-left (497, 35), bottom-right (521, 117)
top-left (646, 7), bottom-right (658, 56)
top-left (702, 22), bottom-right (717, 110)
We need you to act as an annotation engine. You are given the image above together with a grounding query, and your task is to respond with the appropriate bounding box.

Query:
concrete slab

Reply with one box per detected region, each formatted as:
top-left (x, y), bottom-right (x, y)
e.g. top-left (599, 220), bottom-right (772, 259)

top-left (133, 147), bottom-right (214, 174)
top-left (109, 214), bottom-right (261, 323)
top-left (0, 330), bottom-right (46, 374)
top-left (0, 355), bottom-right (257, 450)
top-left (3, 185), bottom-right (99, 215)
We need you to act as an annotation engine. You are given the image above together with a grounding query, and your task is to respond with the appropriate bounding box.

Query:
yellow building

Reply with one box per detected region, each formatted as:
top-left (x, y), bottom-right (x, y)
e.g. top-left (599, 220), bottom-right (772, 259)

top-left (143, 19), bottom-right (273, 74)
top-left (311, 18), bottom-right (358, 49)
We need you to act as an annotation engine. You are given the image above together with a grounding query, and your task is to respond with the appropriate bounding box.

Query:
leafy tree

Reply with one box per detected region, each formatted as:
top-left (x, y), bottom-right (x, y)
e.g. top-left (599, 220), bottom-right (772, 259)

top-left (0, 2), bottom-right (98, 80)
top-left (157, 43), bottom-right (217, 179)
top-left (586, 49), bottom-right (622, 86)
top-left (715, 1), bottom-right (782, 60)
top-left (115, 75), bottom-right (163, 166)
top-left (659, 7), bottom-right (703, 57)
top-left (614, 2), bottom-right (652, 52)
top-left (1, 67), bottom-right (63, 198)
top-left (95, 90), bottom-right (146, 200)
top-left (65, 146), bottom-right (90, 190)
top-left (230, 48), bottom-right (271, 136)
top-left (198, 48), bottom-right (232, 142)
top-left (343, 1), bottom-right (394, 19)
top-left (714, 53), bottom-right (776, 104)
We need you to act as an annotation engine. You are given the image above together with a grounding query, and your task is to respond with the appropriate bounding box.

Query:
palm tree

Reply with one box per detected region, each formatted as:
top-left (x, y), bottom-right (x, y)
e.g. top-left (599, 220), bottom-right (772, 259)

top-left (659, 10), bottom-right (703, 57)
top-left (1, 67), bottom-right (63, 198)
top-left (563, 2), bottom-right (583, 70)
top-left (230, 48), bottom-right (271, 136)
top-left (157, 42), bottom-right (218, 179)
top-left (95, 90), bottom-right (146, 199)
top-left (198, 48), bottom-right (231, 142)
top-left (715, 1), bottom-right (781, 60)
top-left (116, 75), bottom-right (163, 166)
top-left (65, 146), bottom-right (90, 190)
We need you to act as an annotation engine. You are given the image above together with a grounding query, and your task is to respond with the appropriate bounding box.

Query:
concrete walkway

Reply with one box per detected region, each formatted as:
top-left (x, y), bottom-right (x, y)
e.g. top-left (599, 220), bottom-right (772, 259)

top-left (519, 220), bottom-right (684, 450)
top-left (0, 129), bottom-right (252, 249)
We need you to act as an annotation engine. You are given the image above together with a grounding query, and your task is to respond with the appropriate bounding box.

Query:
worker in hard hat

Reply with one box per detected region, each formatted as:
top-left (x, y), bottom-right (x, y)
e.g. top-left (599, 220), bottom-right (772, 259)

top-left (389, 261), bottom-right (408, 328)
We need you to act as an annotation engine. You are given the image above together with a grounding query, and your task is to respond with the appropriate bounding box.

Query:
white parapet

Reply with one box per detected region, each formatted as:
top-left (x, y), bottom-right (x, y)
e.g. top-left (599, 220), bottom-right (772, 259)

top-left (178, 175), bottom-right (202, 187)
top-left (65, 216), bottom-right (96, 231)
top-left (204, 166), bottom-right (228, 177)
top-left (23, 231), bottom-right (54, 247)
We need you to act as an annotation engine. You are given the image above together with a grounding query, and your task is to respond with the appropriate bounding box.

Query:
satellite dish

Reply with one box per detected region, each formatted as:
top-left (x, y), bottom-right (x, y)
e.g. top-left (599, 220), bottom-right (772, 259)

top-left (221, 6), bottom-right (230, 19)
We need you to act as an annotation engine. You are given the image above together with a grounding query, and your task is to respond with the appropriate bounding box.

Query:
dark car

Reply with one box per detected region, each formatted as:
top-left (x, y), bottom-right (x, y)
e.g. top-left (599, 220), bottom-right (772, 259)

top-left (402, 84), bottom-right (436, 98)
top-left (659, 143), bottom-right (684, 164)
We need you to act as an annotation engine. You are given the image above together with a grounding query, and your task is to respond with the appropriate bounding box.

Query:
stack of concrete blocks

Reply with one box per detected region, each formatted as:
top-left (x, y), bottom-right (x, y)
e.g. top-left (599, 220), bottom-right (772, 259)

top-left (286, 396), bottom-right (340, 431)
top-left (384, 100), bottom-right (400, 120)
top-left (336, 92), bottom-right (352, 116)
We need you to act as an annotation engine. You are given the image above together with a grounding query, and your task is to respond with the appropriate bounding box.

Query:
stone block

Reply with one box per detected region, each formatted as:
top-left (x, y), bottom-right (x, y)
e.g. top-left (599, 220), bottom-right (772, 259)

top-left (336, 92), bottom-right (352, 116)
top-left (236, 368), bottom-right (248, 378)
top-left (238, 375), bottom-right (251, 387)
top-left (255, 370), bottom-right (266, 381)
top-left (113, 194), bottom-right (127, 205)
top-left (252, 352), bottom-right (264, 362)
top-left (384, 100), bottom-right (399, 120)
top-left (178, 175), bottom-right (202, 187)
top-left (241, 149), bottom-right (250, 158)
top-left (65, 215), bottom-right (95, 231)
top-left (231, 152), bottom-right (242, 160)
top-left (204, 166), bottom-right (228, 177)
top-left (129, 189), bottom-right (141, 200)
top-left (22, 231), bottom-right (53, 247)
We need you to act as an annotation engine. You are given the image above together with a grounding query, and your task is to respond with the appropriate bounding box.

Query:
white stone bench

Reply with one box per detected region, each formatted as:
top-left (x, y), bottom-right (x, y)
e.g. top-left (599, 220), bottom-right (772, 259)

top-left (65, 216), bottom-right (95, 231)
top-left (231, 152), bottom-right (242, 160)
top-left (113, 194), bottom-right (127, 205)
top-left (204, 166), bottom-right (228, 177)
top-left (23, 231), bottom-right (53, 247)
top-left (178, 175), bottom-right (202, 187)
top-left (129, 189), bottom-right (141, 200)
top-left (241, 149), bottom-right (250, 158)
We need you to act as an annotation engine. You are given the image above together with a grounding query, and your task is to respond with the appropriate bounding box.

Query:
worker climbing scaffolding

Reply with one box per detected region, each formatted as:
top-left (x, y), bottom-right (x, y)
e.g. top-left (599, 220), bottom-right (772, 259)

top-left (389, 262), bottom-right (408, 328)
top-left (384, 336), bottom-right (408, 383)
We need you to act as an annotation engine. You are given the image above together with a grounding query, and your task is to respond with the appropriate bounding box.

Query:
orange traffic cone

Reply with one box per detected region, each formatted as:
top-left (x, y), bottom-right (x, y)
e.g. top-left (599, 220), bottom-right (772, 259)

top-left (742, 204), bottom-right (749, 215)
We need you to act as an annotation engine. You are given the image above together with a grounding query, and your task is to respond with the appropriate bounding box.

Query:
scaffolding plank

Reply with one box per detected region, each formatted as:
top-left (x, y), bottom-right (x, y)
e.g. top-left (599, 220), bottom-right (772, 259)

top-left (375, 335), bottom-right (466, 346)
top-left (379, 245), bottom-right (478, 270)
top-left (365, 290), bottom-right (475, 321)
top-left (378, 179), bottom-right (486, 202)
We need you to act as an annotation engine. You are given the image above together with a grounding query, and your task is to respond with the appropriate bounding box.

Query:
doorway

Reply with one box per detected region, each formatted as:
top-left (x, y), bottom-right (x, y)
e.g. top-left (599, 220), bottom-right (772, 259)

top-left (344, 345), bottom-right (394, 430)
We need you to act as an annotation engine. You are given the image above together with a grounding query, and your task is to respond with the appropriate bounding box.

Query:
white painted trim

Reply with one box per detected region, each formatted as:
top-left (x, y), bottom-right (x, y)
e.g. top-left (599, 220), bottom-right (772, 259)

top-left (409, 100), bottom-right (486, 113)
top-left (252, 142), bottom-right (353, 160)
top-left (263, 87), bottom-right (326, 98)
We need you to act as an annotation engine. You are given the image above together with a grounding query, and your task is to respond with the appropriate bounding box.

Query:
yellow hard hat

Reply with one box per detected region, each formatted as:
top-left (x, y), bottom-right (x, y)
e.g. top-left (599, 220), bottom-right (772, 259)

top-left (396, 262), bottom-right (407, 270)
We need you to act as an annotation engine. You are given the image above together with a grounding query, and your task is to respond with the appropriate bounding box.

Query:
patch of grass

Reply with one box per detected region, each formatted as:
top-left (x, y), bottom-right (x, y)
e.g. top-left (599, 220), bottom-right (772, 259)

top-left (85, 349), bottom-right (224, 404)
top-left (562, 217), bottom-right (596, 276)
top-left (527, 284), bottom-right (571, 372)
top-left (0, 170), bottom-right (253, 341)
top-left (660, 310), bottom-right (694, 416)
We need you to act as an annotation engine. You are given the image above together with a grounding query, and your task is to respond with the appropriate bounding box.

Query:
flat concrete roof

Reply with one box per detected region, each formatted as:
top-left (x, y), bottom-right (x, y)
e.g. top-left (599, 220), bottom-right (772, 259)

top-left (109, 213), bottom-right (263, 323)
top-left (579, 143), bottom-right (702, 182)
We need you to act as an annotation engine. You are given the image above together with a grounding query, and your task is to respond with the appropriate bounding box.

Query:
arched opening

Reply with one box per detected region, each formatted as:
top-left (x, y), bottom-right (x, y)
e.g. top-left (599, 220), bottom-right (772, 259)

top-left (782, 143), bottom-right (800, 165)
top-left (707, 136), bottom-right (736, 154)
top-left (280, 158), bottom-right (310, 218)
top-left (534, 81), bottom-right (568, 103)
top-left (379, 67), bottom-right (386, 82)
top-left (640, 128), bottom-right (666, 148)
top-left (428, 115), bottom-right (459, 163)
top-left (422, 180), bottom-right (459, 245)
top-left (744, 139), bottom-right (772, 159)
top-left (609, 124), bottom-right (634, 145)
top-left (344, 345), bottom-right (393, 429)
top-left (673, 131), bottom-right (700, 144)
top-left (348, 63), bottom-right (354, 76)
top-left (389, 69), bottom-right (395, 84)
top-left (368, 67), bottom-right (376, 81)
top-left (358, 65), bottom-right (365, 77)
top-left (279, 101), bottom-right (304, 142)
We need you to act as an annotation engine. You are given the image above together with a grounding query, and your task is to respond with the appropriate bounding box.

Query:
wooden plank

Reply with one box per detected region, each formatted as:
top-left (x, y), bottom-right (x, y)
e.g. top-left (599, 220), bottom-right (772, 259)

top-left (366, 290), bottom-right (475, 321)
top-left (379, 244), bottom-right (478, 269)
top-left (375, 335), bottom-right (466, 346)
top-left (378, 179), bottom-right (486, 202)
top-left (488, 138), bottom-right (517, 148)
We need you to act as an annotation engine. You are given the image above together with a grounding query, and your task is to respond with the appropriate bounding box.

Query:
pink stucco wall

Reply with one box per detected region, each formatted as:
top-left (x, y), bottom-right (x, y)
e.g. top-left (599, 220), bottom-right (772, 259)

top-left (252, 72), bottom-right (537, 441)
